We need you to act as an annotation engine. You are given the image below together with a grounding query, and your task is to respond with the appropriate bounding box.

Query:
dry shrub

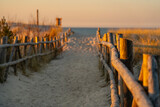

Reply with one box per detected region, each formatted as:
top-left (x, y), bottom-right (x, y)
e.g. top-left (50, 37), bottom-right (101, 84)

top-left (109, 28), bottom-right (160, 46)
top-left (10, 24), bottom-right (62, 75)
top-left (44, 27), bottom-right (62, 38)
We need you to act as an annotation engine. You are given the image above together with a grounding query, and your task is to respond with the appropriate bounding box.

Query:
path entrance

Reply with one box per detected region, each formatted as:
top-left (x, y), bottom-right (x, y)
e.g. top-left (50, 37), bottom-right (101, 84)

top-left (0, 30), bottom-right (110, 107)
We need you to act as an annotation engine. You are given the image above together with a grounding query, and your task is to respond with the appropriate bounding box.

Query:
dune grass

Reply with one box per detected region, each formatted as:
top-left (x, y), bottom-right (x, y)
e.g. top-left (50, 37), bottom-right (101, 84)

top-left (0, 19), bottom-right (63, 82)
top-left (109, 28), bottom-right (160, 46)
top-left (108, 28), bottom-right (160, 66)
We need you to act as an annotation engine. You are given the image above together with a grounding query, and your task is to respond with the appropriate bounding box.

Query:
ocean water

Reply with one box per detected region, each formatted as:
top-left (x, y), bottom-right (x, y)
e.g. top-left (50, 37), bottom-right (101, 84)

top-left (63, 27), bottom-right (118, 37)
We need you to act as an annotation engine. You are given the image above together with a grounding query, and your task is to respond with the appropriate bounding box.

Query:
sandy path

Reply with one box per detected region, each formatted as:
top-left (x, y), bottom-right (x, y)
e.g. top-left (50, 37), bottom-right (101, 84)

top-left (0, 32), bottom-right (110, 107)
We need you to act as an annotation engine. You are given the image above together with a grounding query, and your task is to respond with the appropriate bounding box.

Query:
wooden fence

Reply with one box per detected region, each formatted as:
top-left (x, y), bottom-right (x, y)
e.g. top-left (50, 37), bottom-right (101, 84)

top-left (0, 28), bottom-right (72, 83)
top-left (97, 28), bottom-right (159, 107)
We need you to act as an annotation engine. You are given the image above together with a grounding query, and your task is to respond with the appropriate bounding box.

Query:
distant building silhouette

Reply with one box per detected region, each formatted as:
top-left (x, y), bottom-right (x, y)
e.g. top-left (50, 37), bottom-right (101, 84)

top-left (56, 18), bottom-right (62, 26)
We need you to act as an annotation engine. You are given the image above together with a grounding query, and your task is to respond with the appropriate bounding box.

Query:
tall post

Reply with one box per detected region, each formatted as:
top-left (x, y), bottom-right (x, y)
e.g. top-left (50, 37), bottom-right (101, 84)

top-left (120, 38), bottom-right (133, 107)
top-left (37, 9), bottom-right (39, 26)
top-left (36, 9), bottom-right (39, 37)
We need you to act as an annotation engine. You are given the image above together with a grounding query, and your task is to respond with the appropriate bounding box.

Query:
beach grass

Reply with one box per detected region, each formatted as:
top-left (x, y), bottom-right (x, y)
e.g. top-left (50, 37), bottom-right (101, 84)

top-left (109, 28), bottom-right (160, 46)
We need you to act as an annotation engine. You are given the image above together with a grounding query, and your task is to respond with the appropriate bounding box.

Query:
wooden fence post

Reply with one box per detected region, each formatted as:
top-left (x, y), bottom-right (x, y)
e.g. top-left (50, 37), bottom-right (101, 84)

top-left (155, 56), bottom-right (160, 90)
top-left (35, 36), bottom-right (40, 62)
top-left (63, 33), bottom-right (65, 45)
top-left (44, 38), bottom-right (48, 51)
top-left (98, 31), bottom-right (103, 71)
top-left (116, 33), bottom-right (123, 106)
top-left (54, 37), bottom-right (57, 57)
top-left (65, 32), bottom-right (68, 42)
top-left (113, 34), bottom-right (117, 46)
top-left (116, 33), bottom-right (123, 52)
top-left (23, 36), bottom-right (28, 57)
top-left (50, 37), bottom-right (53, 51)
top-left (142, 54), bottom-right (150, 89)
top-left (35, 36), bottom-right (39, 54)
top-left (0, 36), bottom-right (8, 82)
top-left (103, 33), bottom-right (110, 82)
top-left (54, 37), bottom-right (56, 49)
top-left (107, 32), bottom-right (114, 68)
top-left (5, 36), bottom-right (18, 79)
top-left (13, 36), bottom-right (18, 75)
top-left (40, 37), bottom-right (44, 54)
top-left (101, 34), bottom-right (106, 76)
top-left (120, 38), bottom-right (133, 107)
top-left (148, 55), bottom-right (159, 107)
top-left (62, 33), bottom-right (64, 45)
top-left (23, 36), bottom-right (28, 71)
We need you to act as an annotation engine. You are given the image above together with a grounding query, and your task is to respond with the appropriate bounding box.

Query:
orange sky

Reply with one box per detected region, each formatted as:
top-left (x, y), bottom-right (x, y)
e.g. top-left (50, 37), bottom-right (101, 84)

top-left (1, 0), bottom-right (160, 28)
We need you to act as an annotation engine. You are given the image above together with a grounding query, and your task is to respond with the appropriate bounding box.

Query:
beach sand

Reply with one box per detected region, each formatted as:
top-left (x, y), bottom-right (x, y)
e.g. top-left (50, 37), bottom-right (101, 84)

top-left (0, 32), bottom-right (110, 107)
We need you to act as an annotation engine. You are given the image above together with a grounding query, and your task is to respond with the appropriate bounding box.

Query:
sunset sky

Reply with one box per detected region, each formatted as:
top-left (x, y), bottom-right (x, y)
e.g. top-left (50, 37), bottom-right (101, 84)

top-left (1, 0), bottom-right (160, 28)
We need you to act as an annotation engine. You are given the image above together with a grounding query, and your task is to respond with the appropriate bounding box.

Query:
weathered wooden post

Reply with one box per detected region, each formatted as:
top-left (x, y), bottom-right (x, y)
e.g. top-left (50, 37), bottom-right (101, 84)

top-left (35, 36), bottom-right (39, 63)
top-left (54, 37), bottom-right (57, 57)
top-left (54, 37), bottom-right (56, 49)
top-left (62, 33), bottom-right (64, 45)
top-left (0, 36), bottom-right (8, 82)
top-left (148, 55), bottom-right (159, 107)
top-left (101, 34), bottom-right (107, 76)
top-left (5, 36), bottom-right (18, 79)
top-left (63, 33), bottom-right (65, 45)
top-left (116, 33), bottom-right (123, 52)
top-left (50, 37), bottom-right (53, 51)
top-left (40, 37), bottom-right (44, 55)
top-left (35, 36), bottom-right (39, 54)
top-left (103, 33), bottom-right (110, 82)
top-left (23, 36), bottom-right (28, 57)
top-left (36, 9), bottom-right (39, 36)
top-left (107, 32), bottom-right (114, 68)
top-left (97, 29), bottom-right (102, 71)
top-left (58, 35), bottom-right (62, 52)
top-left (113, 34), bottom-right (117, 46)
top-left (37, 9), bottom-right (39, 27)
top-left (133, 54), bottom-right (159, 107)
top-left (61, 34), bottom-right (64, 52)
top-left (120, 38), bottom-right (133, 107)
top-left (65, 32), bottom-right (68, 42)
top-left (142, 54), bottom-right (150, 89)
top-left (155, 56), bottom-right (160, 90)
top-left (44, 38), bottom-right (48, 51)
top-left (14, 36), bottom-right (18, 75)
top-left (116, 33), bottom-right (123, 106)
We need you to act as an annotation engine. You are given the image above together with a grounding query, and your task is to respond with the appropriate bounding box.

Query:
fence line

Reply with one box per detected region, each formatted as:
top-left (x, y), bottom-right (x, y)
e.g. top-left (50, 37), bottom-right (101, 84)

top-left (0, 28), bottom-right (72, 82)
top-left (97, 28), bottom-right (159, 107)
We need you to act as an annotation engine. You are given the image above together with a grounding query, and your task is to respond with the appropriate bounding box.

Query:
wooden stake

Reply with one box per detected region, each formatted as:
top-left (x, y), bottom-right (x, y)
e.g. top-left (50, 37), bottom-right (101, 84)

top-left (65, 32), bottom-right (68, 42)
top-left (0, 36), bottom-right (8, 82)
top-left (107, 32), bottom-right (114, 67)
top-left (148, 55), bottom-right (159, 107)
top-left (120, 38), bottom-right (133, 107)
top-left (116, 33), bottom-right (123, 106)
top-left (103, 33), bottom-right (109, 82)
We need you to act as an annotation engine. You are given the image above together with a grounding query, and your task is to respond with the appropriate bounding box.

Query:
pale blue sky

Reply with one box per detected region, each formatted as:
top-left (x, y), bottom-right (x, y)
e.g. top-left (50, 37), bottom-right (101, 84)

top-left (1, 0), bottom-right (160, 27)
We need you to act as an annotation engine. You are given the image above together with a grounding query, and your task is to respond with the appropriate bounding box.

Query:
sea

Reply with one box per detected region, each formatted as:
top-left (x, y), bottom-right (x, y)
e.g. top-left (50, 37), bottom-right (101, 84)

top-left (63, 27), bottom-right (118, 37)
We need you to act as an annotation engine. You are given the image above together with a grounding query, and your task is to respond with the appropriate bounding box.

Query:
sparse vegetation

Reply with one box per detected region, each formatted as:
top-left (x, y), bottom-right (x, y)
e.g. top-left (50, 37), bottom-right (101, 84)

top-left (109, 28), bottom-right (160, 72)
top-left (0, 17), bottom-right (14, 43)
top-left (0, 17), bottom-right (63, 82)
top-left (109, 28), bottom-right (160, 46)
